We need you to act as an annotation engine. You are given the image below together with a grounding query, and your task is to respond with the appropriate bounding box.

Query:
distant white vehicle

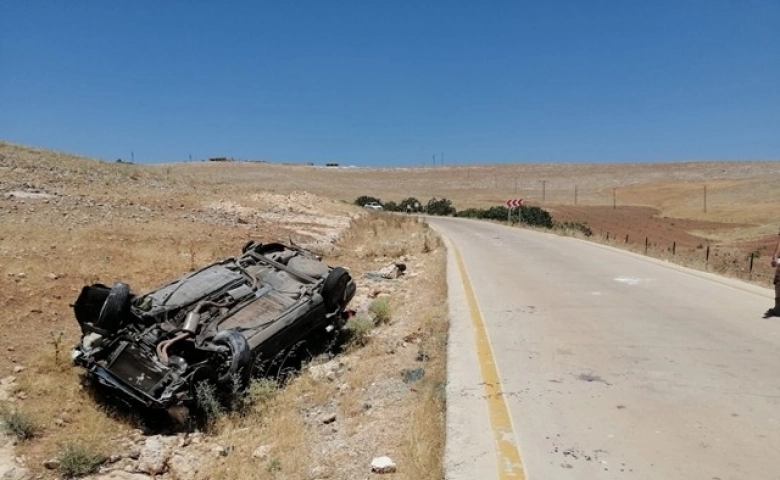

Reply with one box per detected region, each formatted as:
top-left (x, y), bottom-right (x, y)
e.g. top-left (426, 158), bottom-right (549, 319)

top-left (363, 202), bottom-right (383, 211)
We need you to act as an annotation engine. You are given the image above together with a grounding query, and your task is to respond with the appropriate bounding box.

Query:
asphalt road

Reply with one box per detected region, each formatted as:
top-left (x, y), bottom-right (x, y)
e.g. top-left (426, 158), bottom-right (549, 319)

top-left (429, 216), bottom-right (780, 480)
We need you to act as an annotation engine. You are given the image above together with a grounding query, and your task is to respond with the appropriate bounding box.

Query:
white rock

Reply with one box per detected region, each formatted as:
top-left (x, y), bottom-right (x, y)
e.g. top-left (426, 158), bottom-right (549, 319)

top-left (378, 264), bottom-right (399, 279)
top-left (135, 436), bottom-right (170, 475)
top-left (43, 458), bottom-right (60, 469)
top-left (251, 444), bottom-right (272, 461)
top-left (168, 453), bottom-right (196, 480)
top-left (11, 366), bottom-right (24, 374)
top-left (92, 471), bottom-right (152, 480)
top-left (371, 456), bottom-right (397, 473)
top-left (210, 445), bottom-right (228, 457)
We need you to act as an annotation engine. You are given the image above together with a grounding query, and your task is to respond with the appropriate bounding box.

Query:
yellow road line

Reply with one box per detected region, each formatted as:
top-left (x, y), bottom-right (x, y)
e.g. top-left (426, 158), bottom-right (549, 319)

top-left (453, 244), bottom-right (526, 479)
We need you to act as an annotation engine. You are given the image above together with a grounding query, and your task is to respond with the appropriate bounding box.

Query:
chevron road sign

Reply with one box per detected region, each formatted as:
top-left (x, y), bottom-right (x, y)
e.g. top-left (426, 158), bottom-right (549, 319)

top-left (506, 198), bottom-right (524, 208)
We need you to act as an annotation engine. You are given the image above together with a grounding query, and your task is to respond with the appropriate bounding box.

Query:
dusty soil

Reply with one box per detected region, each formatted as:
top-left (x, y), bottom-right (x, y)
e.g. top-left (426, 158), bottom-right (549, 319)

top-left (0, 142), bottom-right (446, 480)
top-left (546, 205), bottom-right (778, 284)
top-left (548, 205), bottom-right (743, 248)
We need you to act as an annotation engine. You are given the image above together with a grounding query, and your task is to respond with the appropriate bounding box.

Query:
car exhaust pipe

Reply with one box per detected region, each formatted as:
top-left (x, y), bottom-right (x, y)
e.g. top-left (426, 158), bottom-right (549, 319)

top-left (182, 312), bottom-right (201, 335)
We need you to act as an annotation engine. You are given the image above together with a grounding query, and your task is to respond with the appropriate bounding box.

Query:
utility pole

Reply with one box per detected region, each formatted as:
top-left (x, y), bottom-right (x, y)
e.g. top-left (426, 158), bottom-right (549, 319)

top-left (131, 151), bottom-right (134, 163)
top-left (575, 185), bottom-right (578, 205)
top-left (515, 177), bottom-right (518, 194)
top-left (432, 154), bottom-right (436, 166)
top-left (613, 188), bottom-right (616, 209)
top-left (542, 180), bottom-right (546, 203)
top-left (703, 184), bottom-right (707, 213)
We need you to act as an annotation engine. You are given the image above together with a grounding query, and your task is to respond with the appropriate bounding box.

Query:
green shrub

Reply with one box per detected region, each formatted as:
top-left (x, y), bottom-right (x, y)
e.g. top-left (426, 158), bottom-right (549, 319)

top-left (383, 201), bottom-right (399, 212)
top-left (58, 443), bottom-right (106, 478)
top-left (344, 314), bottom-right (374, 346)
top-left (0, 409), bottom-right (38, 440)
top-left (425, 197), bottom-right (455, 216)
top-left (195, 381), bottom-right (224, 423)
top-left (245, 378), bottom-right (280, 406)
top-left (369, 297), bottom-right (392, 324)
top-left (455, 205), bottom-right (511, 221)
top-left (454, 208), bottom-right (481, 218)
top-left (399, 197), bottom-right (423, 213)
top-left (482, 205), bottom-right (510, 220)
top-left (455, 204), bottom-right (554, 228)
top-left (519, 205), bottom-right (553, 228)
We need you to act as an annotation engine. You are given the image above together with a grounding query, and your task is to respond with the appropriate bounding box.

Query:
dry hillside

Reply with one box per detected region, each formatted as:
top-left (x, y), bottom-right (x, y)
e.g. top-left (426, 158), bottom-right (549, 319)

top-left (0, 141), bottom-right (447, 480)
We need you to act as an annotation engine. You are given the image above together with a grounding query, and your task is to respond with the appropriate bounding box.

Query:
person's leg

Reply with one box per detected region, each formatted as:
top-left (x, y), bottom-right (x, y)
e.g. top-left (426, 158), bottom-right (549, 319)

top-left (775, 265), bottom-right (780, 310)
top-left (767, 266), bottom-right (780, 317)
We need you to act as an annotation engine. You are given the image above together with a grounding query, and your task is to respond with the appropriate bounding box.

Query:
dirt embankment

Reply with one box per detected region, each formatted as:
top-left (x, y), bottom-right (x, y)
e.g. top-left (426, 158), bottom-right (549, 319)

top-left (0, 142), bottom-right (447, 480)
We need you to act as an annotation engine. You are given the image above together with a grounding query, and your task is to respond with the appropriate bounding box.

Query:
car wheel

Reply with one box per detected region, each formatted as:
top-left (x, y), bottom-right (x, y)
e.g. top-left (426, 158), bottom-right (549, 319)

top-left (96, 282), bottom-right (130, 332)
top-left (213, 330), bottom-right (253, 386)
top-left (322, 267), bottom-right (352, 311)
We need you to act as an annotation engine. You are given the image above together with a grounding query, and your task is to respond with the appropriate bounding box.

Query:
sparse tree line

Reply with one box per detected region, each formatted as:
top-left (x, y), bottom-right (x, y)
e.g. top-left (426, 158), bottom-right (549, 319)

top-left (354, 196), bottom-right (557, 229)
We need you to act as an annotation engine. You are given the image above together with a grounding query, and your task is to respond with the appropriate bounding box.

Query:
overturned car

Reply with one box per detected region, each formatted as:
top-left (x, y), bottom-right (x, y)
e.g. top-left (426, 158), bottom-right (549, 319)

top-left (72, 241), bottom-right (356, 415)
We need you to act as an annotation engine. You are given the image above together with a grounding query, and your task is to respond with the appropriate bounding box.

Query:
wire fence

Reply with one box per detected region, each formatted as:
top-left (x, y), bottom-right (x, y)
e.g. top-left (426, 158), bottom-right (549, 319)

top-left (449, 182), bottom-right (723, 210)
top-left (576, 228), bottom-right (776, 287)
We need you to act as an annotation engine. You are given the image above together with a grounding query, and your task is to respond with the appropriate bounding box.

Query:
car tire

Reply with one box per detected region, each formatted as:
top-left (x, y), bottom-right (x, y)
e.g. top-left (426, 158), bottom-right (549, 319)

top-left (213, 330), bottom-right (253, 386)
top-left (96, 283), bottom-right (130, 332)
top-left (322, 267), bottom-right (352, 311)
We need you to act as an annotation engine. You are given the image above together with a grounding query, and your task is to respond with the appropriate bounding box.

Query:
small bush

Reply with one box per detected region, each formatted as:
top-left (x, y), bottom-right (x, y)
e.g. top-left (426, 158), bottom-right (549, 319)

top-left (245, 378), bottom-right (280, 406)
top-left (0, 409), bottom-right (38, 440)
top-left (555, 221), bottom-right (592, 236)
top-left (519, 205), bottom-right (554, 228)
top-left (425, 197), bottom-right (456, 216)
top-left (399, 197), bottom-right (423, 213)
top-left (195, 381), bottom-right (224, 424)
top-left (369, 297), bottom-right (392, 324)
top-left (455, 204), bottom-right (554, 228)
top-left (383, 201), bottom-right (399, 212)
top-left (344, 315), bottom-right (374, 346)
top-left (482, 205), bottom-right (511, 221)
top-left (58, 443), bottom-right (106, 478)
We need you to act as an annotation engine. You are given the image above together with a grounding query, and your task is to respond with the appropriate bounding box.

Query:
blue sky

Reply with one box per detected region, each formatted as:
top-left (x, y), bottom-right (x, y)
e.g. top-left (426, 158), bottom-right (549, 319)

top-left (1, 1), bottom-right (778, 165)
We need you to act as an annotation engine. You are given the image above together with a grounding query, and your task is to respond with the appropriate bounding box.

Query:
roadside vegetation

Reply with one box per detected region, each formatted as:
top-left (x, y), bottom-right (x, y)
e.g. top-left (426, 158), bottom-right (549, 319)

top-left (0, 143), bottom-right (446, 480)
top-left (0, 409), bottom-right (39, 440)
top-left (198, 213), bottom-right (447, 480)
top-left (354, 195), bottom-right (555, 228)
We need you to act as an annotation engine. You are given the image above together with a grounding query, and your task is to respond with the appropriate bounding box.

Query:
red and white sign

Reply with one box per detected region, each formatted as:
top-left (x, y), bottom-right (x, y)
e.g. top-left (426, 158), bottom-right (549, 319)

top-left (506, 198), bottom-right (524, 208)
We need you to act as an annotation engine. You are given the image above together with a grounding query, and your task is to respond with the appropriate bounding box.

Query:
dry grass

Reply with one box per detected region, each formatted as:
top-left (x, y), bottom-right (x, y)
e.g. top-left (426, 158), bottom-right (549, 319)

top-left (0, 408), bottom-right (39, 440)
top-left (0, 141), bottom-right (360, 477)
top-left (398, 253), bottom-right (447, 479)
top-left (369, 297), bottom-right (392, 324)
top-left (196, 214), bottom-right (448, 480)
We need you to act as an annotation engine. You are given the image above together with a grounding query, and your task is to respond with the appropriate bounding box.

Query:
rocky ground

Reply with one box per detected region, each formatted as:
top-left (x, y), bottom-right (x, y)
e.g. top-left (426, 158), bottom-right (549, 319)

top-left (0, 142), bottom-right (447, 480)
